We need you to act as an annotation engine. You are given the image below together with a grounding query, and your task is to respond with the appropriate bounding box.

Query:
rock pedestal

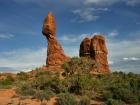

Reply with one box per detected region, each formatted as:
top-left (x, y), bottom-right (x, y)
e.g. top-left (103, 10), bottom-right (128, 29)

top-left (79, 35), bottom-right (110, 73)
top-left (42, 12), bottom-right (70, 68)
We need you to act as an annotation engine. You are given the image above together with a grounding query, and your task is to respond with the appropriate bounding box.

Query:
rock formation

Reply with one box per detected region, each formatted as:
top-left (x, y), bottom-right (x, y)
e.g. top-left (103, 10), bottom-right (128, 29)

top-left (79, 37), bottom-right (91, 57)
top-left (90, 35), bottom-right (109, 73)
top-left (42, 12), bottom-right (70, 68)
top-left (79, 35), bottom-right (110, 73)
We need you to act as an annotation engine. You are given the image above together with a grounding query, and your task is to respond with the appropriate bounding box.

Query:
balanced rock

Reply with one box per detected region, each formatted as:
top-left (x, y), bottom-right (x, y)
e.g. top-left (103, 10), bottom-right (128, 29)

top-left (42, 12), bottom-right (56, 38)
top-left (79, 35), bottom-right (110, 73)
top-left (42, 12), bottom-right (70, 67)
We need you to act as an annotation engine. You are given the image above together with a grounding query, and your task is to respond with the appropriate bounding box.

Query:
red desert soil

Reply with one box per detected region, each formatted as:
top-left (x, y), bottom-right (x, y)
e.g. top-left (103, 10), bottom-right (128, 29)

top-left (0, 89), bottom-right (57, 105)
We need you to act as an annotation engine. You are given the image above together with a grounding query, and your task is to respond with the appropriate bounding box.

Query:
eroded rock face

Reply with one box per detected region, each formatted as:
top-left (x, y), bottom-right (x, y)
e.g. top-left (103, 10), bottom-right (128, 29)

top-left (79, 35), bottom-right (110, 73)
top-left (79, 37), bottom-right (91, 57)
top-left (42, 12), bottom-right (70, 67)
top-left (90, 35), bottom-right (109, 73)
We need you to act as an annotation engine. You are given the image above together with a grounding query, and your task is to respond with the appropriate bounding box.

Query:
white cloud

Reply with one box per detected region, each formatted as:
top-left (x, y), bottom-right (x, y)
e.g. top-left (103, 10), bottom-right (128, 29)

top-left (123, 57), bottom-right (129, 61)
top-left (59, 36), bottom-right (77, 42)
top-left (126, 0), bottom-right (140, 6)
top-left (107, 39), bottom-right (140, 73)
top-left (84, 0), bottom-right (119, 6)
top-left (72, 8), bottom-right (99, 23)
top-left (123, 57), bottom-right (140, 61)
top-left (84, 7), bottom-right (109, 11)
top-left (108, 30), bottom-right (118, 37)
top-left (59, 32), bottom-right (104, 43)
top-left (59, 33), bottom-right (89, 42)
top-left (13, 0), bottom-right (140, 8)
top-left (0, 33), bottom-right (14, 39)
top-left (0, 48), bottom-right (46, 72)
top-left (108, 60), bottom-right (114, 65)
top-left (92, 32), bottom-right (103, 35)
top-left (84, 0), bottom-right (140, 6)
top-left (12, 0), bottom-right (82, 8)
top-left (72, 7), bottom-right (110, 23)
top-left (108, 40), bottom-right (140, 59)
top-left (130, 57), bottom-right (139, 61)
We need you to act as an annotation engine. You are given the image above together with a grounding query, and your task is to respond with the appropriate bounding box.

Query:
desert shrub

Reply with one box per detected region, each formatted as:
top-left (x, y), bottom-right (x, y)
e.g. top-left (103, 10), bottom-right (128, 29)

top-left (68, 76), bottom-right (82, 94)
top-left (0, 75), bottom-right (14, 88)
top-left (34, 90), bottom-right (46, 102)
top-left (62, 57), bottom-right (97, 76)
top-left (34, 89), bottom-right (54, 104)
top-left (17, 72), bottom-right (28, 81)
top-left (129, 79), bottom-right (140, 93)
top-left (32, 71), bottom-right (63, 94)
top-left (15, 67), bottom-right (140, 105)
top-left (78, 96), bottom-right (90, 105)
top-left (16, 81), bottom-right (35, 96)
top-left (66, 75), bottom-right (94, 95)
top-left (44, 89), bottom-right (55, 100)
top-left (16, 71), bottom-right (64, 99)
top-left (57, 80), bottom-right (68, 93)
top-left (111, 86), bottom-right (138, 103)
top-left (105, 99), bottom-right (124, 105)
top-left (102, 91), bottom-right (113, 100)
top-left (57, 94), bottom-right (77, 105)
top-left (101, 78), bottom-right (140, 104)
top-left (127, 72), bottom-right (136, 78)
top-left (35, 71), bottom-right (57, 77)
top-left (95, 72), bottom-right (140, 104)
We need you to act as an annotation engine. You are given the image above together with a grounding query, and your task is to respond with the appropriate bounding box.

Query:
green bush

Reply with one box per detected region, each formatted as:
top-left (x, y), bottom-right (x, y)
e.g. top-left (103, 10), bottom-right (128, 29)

top-left (15, 67), bottom-right (140, 105)
top-left (110, 86), bottom-right (138, 103)
top-left (79, 96), bottom-right (90, 105)
top-left (33, 71), bottom-right (62, 94)
top-left (34, 90), bottom-right (46, 102)
top-left (34, 89), bottom-right (54, 103)
top-left (102, 91), bottom-right (113, 100)
top-left (62, 57), bottom-right (97, 76)
top-left (57, 94), bottom-right (77, 105)
top-left (17, 72), bottom-right (28, 81)
top-left (16, 71), bottom-right (62, 98)
top-left (66, 75), bottom-right (94, 95)
top-left (16, 82), bottom-right (35, 96)
top-left (105, 99), bottom-right (124, 105)
top-left (0, 75), bottom-right (14, 88)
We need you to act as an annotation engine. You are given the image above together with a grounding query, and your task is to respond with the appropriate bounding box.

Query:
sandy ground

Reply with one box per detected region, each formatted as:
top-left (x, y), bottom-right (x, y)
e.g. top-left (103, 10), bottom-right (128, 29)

top-left (0, 89), bottom-right (57, 105)
top-left (0, 89), bottom-right (104, 105)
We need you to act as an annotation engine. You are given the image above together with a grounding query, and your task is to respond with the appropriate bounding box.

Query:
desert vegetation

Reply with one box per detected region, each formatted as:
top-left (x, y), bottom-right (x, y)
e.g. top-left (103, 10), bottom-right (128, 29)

top-left (0, 75), bottom-right (14, 89)
top-left (0, 57), bottom-right (140, 105)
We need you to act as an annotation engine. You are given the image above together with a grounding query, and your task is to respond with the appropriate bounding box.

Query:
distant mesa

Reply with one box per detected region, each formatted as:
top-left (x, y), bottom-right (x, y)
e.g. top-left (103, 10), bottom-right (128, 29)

top-left (42, 12), bottom-right (70, 71)
top-left (79, 35), bottom-right (110, 73)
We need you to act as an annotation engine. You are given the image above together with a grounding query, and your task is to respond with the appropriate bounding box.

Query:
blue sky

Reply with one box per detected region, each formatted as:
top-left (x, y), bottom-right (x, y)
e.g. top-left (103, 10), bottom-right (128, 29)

top-left (0, 0), bottom-right (140, 73)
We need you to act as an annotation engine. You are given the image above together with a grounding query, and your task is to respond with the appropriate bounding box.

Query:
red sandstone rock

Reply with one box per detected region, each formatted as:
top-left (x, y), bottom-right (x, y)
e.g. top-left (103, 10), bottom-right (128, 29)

top-left (90, 35), bottom-right (109, 73)
top-left (79, 35), bottom-right (110, 73)
top-left (79, 37), bottom-right (91, 57)
top-left (42, 12), bottom-right (70, 68)
top-left (42, 12), bottom-right (56, 38)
